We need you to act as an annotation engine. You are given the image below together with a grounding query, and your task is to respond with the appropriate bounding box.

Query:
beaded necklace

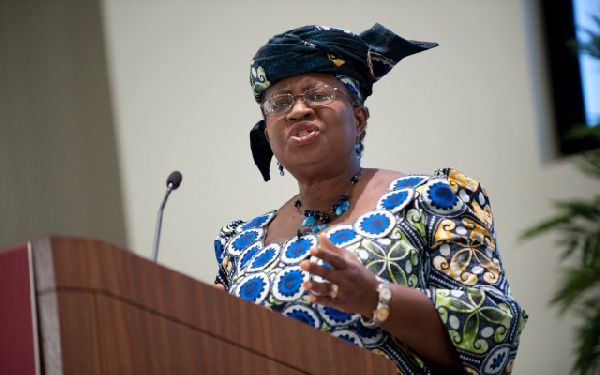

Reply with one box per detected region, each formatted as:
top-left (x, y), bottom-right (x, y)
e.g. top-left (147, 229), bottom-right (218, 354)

top-left (294, 170), bottom-right (360, 238)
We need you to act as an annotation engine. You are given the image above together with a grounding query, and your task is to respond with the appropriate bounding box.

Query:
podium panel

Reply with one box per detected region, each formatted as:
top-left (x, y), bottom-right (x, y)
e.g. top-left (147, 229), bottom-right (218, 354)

top-left (1, 236), bottom-right (396, 374)
top-left (0, 244), bottom-right (38, 375)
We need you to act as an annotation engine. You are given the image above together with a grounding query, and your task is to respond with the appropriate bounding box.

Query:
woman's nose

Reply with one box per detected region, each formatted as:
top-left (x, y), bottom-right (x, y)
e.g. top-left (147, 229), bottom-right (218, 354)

top-left (287, 96), bottom-right (314, 120)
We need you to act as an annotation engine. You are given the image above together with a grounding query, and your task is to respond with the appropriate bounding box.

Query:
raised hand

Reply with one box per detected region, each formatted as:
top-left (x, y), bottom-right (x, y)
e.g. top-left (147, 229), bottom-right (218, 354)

top-left (300, 233), bottom-right (379, 319)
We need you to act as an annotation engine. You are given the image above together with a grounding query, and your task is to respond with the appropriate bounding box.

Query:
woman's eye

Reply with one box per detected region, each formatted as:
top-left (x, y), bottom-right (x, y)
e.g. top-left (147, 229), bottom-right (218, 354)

top-left (271, 97), bottom-right (290, 108)
top-left (310, 92), bottom-right (331, 101)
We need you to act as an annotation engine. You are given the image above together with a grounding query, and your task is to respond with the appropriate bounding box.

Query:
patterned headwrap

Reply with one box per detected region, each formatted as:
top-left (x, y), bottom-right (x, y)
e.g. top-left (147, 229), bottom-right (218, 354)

top-left (250, 23), bottom-right (437, 181)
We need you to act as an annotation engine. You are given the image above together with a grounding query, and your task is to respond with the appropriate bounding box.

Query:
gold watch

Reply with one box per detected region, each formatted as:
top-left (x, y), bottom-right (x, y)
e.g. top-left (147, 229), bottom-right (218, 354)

top-left (361, 277), bottom-right (391, 329)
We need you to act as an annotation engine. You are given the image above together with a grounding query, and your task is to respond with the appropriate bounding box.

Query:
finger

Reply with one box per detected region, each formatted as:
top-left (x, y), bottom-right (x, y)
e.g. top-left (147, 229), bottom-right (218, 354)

top-left (317, 234), bottom-right (362, 266)
top-left (300, 259), bottom-right (335, 280)
top-left (311, 234), bottom-right (348, 270)
top-left (303, 280), bottom-right (333, 297)
top-left (213, 283), bottom-right (226, 291)
top-left (303, 281), bottom-right (340, 306)
top-left (317, 233), bottom-right (345, 255)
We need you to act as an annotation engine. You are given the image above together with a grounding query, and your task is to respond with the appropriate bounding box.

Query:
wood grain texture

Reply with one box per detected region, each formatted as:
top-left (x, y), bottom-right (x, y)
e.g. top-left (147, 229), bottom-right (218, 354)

top-left (30, 236), bottom-right (396, 374)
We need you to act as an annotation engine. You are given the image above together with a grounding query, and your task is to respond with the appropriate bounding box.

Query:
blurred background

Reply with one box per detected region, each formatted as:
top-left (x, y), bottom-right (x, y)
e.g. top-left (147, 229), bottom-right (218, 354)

top-left (2, 1), bottom-right (599, 373)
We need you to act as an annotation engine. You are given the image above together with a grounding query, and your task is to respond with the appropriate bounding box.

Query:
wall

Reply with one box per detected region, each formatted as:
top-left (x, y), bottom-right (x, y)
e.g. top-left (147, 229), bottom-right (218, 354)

top-left (0, 0), bottom-right (126, 249)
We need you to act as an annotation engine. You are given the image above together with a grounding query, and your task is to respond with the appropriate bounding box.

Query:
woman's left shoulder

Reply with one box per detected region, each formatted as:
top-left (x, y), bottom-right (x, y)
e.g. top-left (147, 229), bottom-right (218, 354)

top-left (433, 167), bottom-right (487, 193)
top-left (368, 167), bottom-right (489, 193)
top-left (431, 167), bottom-right (494, 229)
top-left (432, 167), bottom-right (492, 204)
top-left (367, 168), bottom-right (435, 192)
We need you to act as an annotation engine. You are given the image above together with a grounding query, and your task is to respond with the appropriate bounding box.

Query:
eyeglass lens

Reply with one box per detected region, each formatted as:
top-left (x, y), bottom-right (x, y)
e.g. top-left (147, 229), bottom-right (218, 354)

top-left (264, 86), bottom-right (337, 115)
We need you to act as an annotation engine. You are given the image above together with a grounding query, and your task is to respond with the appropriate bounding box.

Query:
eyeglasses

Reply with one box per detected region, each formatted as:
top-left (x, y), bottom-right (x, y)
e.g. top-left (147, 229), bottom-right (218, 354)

top-left (261, 85), bottom-right (353, 116)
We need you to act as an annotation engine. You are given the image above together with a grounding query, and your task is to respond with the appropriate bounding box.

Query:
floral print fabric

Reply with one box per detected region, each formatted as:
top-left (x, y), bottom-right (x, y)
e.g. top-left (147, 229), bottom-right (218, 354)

top-left (213, 168), bottom-right (527, 374)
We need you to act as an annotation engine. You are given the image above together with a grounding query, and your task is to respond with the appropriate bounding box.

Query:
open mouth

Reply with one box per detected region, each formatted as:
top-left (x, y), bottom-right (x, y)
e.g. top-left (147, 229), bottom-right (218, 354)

top-left (290, 122), bottom-right (318, 137)
top-left (296, 130), bottom-right (313, 137)
top-left (289, 122), bottom-right (319, 145)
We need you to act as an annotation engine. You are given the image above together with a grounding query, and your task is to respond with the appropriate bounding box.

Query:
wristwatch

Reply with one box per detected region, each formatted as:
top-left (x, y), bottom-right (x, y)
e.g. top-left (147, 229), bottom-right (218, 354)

top-left (361, 277), bottom-right (391, 329)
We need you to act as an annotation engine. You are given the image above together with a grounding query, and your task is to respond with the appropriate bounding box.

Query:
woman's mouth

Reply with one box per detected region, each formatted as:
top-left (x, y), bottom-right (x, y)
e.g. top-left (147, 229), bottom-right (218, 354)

top-left (289, 123), bottom-right (319, 145)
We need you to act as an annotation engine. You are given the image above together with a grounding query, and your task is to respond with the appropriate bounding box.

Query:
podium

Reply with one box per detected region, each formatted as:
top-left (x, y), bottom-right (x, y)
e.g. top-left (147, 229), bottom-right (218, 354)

top-left (0, 236), bottom-right (396, 374)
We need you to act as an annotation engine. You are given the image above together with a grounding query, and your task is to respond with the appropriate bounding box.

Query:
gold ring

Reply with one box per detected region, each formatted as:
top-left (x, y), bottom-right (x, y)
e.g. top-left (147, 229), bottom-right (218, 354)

top-left (329, 284), bottom-right (339, 299)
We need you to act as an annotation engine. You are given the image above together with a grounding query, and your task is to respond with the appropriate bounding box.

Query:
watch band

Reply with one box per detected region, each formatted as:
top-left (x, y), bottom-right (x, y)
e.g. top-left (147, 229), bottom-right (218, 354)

top-left (360, 277), bottom-right (391, 329)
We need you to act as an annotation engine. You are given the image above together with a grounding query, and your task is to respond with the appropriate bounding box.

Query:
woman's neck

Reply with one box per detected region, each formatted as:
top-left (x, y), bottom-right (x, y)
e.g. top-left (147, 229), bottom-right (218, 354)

top-left (295, 166), bottom-right (362, 213)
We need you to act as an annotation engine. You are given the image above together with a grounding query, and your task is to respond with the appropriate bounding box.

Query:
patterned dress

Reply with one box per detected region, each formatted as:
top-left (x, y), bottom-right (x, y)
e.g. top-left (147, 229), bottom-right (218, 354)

top-left (213, 168), bottom-right (527, 374)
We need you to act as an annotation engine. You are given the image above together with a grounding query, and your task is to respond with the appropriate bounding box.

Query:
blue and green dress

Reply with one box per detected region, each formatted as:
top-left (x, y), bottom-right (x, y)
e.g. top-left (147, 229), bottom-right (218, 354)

top-left (213, 168), bottom-right (527, 374)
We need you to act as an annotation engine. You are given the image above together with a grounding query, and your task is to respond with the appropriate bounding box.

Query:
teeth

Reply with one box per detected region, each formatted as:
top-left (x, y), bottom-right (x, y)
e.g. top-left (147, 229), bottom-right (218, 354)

top-left (297, 130), bottom-right (311, 137)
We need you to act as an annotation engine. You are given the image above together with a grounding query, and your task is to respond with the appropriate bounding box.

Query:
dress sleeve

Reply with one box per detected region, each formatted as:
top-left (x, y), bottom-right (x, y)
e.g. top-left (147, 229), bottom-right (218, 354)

top-left (213, 220), bottom-right (243, 291)
top-left (420, 168), bottom-right (528, 375)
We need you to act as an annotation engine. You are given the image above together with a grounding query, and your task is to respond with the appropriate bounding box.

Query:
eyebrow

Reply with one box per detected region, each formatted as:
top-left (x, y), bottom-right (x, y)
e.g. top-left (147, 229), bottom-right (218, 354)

top-left (267, 84), bottom-right (332, 97)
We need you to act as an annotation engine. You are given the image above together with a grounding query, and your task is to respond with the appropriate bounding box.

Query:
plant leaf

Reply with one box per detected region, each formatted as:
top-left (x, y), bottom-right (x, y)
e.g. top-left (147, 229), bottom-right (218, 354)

top-left (572, 299), bottom-right (600, 374)
top-left (551, 266), bottom-right (600, 315)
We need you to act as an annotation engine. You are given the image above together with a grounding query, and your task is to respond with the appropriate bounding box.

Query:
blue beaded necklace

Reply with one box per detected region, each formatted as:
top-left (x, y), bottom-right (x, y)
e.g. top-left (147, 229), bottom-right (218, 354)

top-left (294, 171), bottom-right (360, 238)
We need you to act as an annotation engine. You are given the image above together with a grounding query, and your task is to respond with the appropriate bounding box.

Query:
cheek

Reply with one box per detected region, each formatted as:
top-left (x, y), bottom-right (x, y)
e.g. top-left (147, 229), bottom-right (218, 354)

top-left (338, 111), bottom-right (360, 138)
top-left (264, 121), bottom-right (278, 140)
top-left (264, 122), bottom-right (285, 149)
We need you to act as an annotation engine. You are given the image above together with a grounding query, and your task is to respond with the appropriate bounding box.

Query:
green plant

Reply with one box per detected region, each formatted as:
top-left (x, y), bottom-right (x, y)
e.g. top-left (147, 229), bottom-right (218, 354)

top-left (521, 15), bottom-right (600, 375)
top-left (522, 136), bottom-right (599, 375)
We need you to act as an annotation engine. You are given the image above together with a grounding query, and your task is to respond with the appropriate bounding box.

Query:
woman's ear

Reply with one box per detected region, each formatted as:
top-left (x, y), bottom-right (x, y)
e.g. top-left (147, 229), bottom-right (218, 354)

top-left (354, 105), bottom-right (368, 134)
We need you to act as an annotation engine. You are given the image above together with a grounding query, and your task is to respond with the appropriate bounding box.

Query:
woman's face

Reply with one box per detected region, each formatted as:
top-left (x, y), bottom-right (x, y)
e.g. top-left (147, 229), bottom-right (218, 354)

top-left (263, 73), bottom-right (367, 176)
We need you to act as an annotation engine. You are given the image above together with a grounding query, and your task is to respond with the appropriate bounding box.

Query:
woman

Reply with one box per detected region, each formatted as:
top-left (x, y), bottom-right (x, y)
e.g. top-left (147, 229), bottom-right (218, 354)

top-left (213, 24), bottom-right (527, 374)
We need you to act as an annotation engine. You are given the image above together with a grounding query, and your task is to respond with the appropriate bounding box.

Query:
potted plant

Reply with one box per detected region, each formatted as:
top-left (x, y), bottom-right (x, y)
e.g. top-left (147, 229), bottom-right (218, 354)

top-left (521, 15), bottom-right (600, 375)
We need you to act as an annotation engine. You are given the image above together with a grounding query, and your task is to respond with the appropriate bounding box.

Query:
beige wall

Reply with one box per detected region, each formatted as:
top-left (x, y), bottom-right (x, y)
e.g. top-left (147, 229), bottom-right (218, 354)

top-left (3, 0), bottom-right (600, 373)
top-left (0, 0), bottom-right (126, 249)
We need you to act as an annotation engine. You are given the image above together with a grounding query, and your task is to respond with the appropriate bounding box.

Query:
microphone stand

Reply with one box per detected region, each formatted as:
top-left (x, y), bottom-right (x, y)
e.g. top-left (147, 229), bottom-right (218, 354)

top-left (152, 182), bottom-right (175, 263)
top-left (151, 170), bottom-right (182, 263)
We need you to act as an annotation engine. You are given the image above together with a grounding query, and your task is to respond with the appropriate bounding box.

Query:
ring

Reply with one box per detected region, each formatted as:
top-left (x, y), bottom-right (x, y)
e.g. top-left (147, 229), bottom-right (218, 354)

top-left (329, 284), bottom-right (339, 299)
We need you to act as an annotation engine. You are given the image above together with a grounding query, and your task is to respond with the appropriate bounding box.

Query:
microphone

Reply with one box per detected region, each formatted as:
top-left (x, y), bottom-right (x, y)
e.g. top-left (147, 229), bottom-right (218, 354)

top-left (152, 171), bottom-right (182, 263)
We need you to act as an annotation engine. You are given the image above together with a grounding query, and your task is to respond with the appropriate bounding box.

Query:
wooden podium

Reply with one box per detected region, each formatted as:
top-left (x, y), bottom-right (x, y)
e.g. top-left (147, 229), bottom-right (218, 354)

top-left (0, 236), bottom-right (396, 375)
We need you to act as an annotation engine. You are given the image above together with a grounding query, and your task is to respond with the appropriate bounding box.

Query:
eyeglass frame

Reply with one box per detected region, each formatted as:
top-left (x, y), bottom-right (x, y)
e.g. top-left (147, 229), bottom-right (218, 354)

top-left (260, 84), bottom-right (359, 117)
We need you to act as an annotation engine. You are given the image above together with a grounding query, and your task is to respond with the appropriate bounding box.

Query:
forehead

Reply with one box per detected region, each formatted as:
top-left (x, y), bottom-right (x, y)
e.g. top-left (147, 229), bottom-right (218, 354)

top-left (266, 73), bottom-right (344, 95)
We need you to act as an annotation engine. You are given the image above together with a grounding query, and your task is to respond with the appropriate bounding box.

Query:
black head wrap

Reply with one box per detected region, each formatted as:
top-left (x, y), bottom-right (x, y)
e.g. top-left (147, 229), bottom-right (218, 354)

top-left (249, 23), bottom-right (437, 181)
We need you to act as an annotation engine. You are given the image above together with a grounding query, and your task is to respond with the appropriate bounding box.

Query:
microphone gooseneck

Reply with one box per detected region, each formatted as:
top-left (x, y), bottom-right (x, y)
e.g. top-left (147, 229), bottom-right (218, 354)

top-left (152, 171), bottom-right (183, 263)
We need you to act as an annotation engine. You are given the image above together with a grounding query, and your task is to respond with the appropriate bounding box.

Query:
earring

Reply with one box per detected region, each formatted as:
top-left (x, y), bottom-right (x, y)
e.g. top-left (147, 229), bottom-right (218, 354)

top-left (355, 143), bottom-right (362, 161)
top-left (277, 161), bottom-right (285, 176)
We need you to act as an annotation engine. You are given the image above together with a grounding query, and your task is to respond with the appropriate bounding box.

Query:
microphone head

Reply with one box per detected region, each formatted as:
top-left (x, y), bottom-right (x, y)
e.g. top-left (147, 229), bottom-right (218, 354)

top-left (166, 171), bottom-right (182, 189)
